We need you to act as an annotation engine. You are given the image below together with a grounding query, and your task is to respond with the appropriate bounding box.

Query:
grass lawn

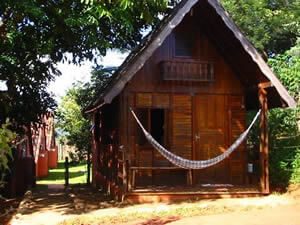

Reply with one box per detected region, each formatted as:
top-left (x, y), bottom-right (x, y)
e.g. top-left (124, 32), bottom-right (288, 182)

top-left (37, 162), bottom-right (90, 185)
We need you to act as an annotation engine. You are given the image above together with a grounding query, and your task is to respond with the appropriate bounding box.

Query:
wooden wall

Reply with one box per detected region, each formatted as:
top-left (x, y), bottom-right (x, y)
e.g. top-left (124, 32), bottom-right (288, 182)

top-left (93, 9), bottom-right (251, 188)
top-left (115, 10), bottom-right (249, 186)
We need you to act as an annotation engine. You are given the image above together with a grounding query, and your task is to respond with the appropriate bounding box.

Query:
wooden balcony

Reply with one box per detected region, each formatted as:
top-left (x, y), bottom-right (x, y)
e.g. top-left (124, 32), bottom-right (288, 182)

top-left (160, 60), bottom-right (214, 82)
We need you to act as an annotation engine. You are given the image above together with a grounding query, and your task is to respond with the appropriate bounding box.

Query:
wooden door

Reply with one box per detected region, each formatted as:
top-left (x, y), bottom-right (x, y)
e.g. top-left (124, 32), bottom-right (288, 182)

top-left (193, 95), bottom-right (229, 184)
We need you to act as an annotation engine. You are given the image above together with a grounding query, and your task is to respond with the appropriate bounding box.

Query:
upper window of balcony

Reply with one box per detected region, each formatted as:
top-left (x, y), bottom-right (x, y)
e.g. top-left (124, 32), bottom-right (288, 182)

top-left (174, 30), bottom-right (194, 57)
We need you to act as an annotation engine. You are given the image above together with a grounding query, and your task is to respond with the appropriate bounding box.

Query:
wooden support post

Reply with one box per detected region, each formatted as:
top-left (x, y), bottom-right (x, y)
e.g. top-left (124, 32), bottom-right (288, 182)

top-left (65, 157), bottom-right (69, 187)
top-left (91, 113), bottom-right (97, 186)
top-left (132, 169), bottom-right (136, 189)
top-left (26, 125), bottom-right (36, 187)
top-left (188, 169), bottom-right (193, 186)
top-left (128, 165), bottom-right (132, 192)
top-left (87, 151), bottom-right (91, 185)
top-left (99, 110), bottom-right (103, 186)
top-left (121, 146), bottom-right (127, 201)
top-left (259, 88), bottom-right (269, 194)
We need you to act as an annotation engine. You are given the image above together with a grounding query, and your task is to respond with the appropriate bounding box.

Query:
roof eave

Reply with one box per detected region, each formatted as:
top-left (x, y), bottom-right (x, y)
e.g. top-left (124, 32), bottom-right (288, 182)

top-left (207, 0), bottom-right (297, 109)
top-left (102, 0), bottom-right (199, 105)
top-left (89, 0), bottom-right (296, 112)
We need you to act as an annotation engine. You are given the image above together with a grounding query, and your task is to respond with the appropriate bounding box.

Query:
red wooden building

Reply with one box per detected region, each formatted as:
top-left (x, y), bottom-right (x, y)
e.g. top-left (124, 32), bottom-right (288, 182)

top-left (2, 113), bottom-right (57, 197)
top-left (33, 114), bottom-right (57, 178)
top-left (86, 0), bottom-right (296, 202)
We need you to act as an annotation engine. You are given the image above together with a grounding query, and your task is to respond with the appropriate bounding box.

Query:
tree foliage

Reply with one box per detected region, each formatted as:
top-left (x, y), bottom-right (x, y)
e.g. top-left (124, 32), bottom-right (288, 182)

top-left (0, 0), bottom-right (169, 127)
top-left (269, 39), bottom-right (300, 101)
top-left (0, 122), bottom-right (16, 187)
top-left (222, 0), bottom-right (300, 55)
top-left (267, 40), bottom-right (300, 185)
top-left (56, 85), bottom-right (91, 162)
top-left (56, 65), bottom-right (115, 160)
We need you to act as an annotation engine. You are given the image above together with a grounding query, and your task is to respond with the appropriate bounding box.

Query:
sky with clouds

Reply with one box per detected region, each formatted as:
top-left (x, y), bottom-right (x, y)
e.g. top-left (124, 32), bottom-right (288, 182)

top-left (48, 49), bottom-right (127, 101)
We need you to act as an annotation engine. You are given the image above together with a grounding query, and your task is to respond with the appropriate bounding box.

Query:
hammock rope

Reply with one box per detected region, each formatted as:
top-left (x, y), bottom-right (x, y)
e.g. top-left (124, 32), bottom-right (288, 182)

top-left (130, 108), bottom-right (261, 169)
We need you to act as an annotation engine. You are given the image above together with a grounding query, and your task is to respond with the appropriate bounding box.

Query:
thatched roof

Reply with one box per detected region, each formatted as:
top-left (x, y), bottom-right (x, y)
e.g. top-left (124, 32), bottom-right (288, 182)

top-left (86, 0), bottom-right (296, 113)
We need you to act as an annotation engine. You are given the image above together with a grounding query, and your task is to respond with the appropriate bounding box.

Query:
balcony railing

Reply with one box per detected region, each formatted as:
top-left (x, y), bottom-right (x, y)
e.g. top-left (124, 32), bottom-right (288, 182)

top-left (161, 60), bottom-right (214, 82)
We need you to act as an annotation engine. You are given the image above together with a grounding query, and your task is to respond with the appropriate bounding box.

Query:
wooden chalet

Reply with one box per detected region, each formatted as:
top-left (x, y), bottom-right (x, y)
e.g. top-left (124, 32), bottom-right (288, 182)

top-left (86, 0), bottom-right (296, 202)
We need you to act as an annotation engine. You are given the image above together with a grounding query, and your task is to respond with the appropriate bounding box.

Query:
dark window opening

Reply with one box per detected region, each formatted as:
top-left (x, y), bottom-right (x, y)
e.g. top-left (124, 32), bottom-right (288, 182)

top-left (175, 31), bottom-right (194, 57)
top-left (137, 108), bottom-right (148, 146)
top-left (151, 109), bottom-right (165, 145)
top-left (137, 108), bottom-right (166, 146)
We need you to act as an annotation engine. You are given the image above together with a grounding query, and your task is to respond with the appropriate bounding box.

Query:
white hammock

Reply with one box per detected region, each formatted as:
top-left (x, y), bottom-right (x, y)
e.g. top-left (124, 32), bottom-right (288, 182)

top-left (130, 108), bottom-right (260, 169)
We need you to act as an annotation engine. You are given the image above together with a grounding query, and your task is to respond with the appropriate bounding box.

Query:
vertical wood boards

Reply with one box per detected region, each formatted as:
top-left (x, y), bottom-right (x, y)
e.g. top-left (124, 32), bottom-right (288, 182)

top-left (114, 8), bottom-right (249, 188)
top-left (126, 14), bottom-right (244, 96)
top-left (259, 88), bottom-right (269, 194)
top-left (228, 96), bottom-right (247, 185)
top-left (193, 94), bottom-right (228, 184)
top-left (171, 95), bottom-right (192, 160)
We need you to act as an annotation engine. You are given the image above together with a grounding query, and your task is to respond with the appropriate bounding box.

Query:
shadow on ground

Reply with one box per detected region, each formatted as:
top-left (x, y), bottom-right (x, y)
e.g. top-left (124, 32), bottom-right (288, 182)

top-left (136, 216), bottom-right (180, 225)
top-left (0, 198), bottom-right (21, 225)
top-left (18, 184), bottom-right (127, 216)
top-left (18, 183), bottom-right (242, 218)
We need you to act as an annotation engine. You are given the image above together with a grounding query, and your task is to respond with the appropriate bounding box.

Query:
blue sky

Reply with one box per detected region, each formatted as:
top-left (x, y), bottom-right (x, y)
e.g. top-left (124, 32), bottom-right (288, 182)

top-left (48, 49), bottom-right (127, 101)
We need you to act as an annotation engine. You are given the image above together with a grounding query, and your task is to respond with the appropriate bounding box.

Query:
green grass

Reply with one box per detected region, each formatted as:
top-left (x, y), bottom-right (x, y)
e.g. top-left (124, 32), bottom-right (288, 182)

top-left (37, 162), bottom-right (90, 185)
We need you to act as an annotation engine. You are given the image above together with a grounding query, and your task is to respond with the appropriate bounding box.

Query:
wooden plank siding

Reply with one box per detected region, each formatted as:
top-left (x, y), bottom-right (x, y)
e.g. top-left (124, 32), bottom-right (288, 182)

top-left (92, 7), bottom-right (255, 192)
top-left (193, 95), bottom-right (228, 184)
top-left (87, 0), bottom-right (295, 201)
top-left (171, 95), bottom-right (192, 160)
top-left (228, 96), bottom-right (247, 185)
top-left (120, 15), bottom-right (247, 187)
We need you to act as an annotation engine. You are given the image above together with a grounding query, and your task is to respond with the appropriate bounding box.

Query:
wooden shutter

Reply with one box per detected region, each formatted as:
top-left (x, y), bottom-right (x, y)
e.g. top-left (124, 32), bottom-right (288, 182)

top-left (153, 93), bottom-right (170, 108)
top-left (171, 95), bottom-right (192, 159)
top-left (136, 93), bottom-right (152, 107)
top-left (228, 96), bottom-right (246, 184)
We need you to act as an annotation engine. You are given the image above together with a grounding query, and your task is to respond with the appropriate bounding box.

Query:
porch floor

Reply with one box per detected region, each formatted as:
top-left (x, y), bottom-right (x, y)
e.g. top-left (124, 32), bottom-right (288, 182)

top-left (126, 185), bottom-right (263, 203)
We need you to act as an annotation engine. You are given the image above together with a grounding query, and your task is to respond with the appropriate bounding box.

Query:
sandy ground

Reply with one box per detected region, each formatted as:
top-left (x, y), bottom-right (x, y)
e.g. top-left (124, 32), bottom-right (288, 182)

top-left (168, 203), bottom-right (300, 225)
top-left (6, 185), bottom-right (300, 225)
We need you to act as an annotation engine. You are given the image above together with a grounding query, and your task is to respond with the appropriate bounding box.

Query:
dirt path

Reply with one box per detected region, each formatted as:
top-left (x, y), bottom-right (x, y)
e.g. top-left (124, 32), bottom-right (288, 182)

top-left (8, 185), bottom-right (115, 225)
top-left (6, 185), bottom-right (300, 225)
top-left (168, 187), bottom-right (300, 225)
top-left (9, 185), bottom-right (73, 225)
top-left (168, 203), bottom-right (300, 225)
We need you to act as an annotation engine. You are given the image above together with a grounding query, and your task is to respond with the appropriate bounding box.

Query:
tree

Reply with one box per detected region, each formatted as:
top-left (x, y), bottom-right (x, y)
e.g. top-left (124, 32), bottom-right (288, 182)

top-left (0, 122), bottom-right (16, 187)
top-left (76, 65), bottom-right (118, 111)
top-left (56, 65), bottom-right (114, 184)
top-left (0, 0), bottom-right (170, 128)
top-left (221, 0), bottom-right (300, 185)
top-left (56, 85), bottom-right (92, 183)
top-left (0, 0), bottom-right (173, 186)
top-left (222, 0), bottom-right (300, 55)
top-left (56, 86), bottom-right (91, 160)
top-left (267, 40), bottom-right (300, 185)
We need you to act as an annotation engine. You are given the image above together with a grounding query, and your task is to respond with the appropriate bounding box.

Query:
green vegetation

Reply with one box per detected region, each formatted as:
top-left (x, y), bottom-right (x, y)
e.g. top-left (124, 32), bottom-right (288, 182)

top-left (0, 122), bottom-right (16, 187)
top-left (56, 87), bottom-right (92, 162)
top-left (56, 67), bottom-right (115, 183)
top-left (267, 41), bottom-right (300, 185)
top-left (37, 162), bottom-right (90, 185)
top-left (56, 66), bottom-right (115, 167)
top-left (222, 0), bottom-right (300, 55)
top-left (56, 85), bottom-right (93, 184)
top-left (222, 0), bottom-right (300, 186)
top-left (0, 0), bottom-right (170, 185)
top-left (0, 0), bottom-right (170, 126)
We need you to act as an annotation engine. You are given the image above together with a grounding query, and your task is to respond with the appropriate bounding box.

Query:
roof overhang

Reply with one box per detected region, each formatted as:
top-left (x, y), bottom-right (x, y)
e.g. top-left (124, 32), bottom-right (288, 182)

top-left (86, 0), bottom-right (296, 113)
